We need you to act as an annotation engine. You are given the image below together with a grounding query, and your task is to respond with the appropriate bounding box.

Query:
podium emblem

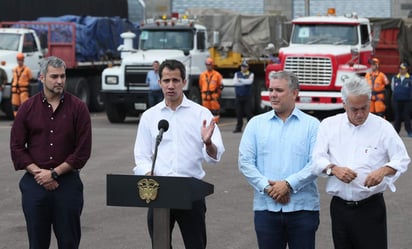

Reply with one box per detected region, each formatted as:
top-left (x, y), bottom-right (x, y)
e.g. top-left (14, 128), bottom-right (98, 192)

top-left (137, 178), bottom-right (160, 203)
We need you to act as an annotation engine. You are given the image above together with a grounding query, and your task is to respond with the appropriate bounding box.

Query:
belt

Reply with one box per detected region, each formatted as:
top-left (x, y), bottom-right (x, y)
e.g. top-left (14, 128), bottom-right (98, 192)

top-left (333, 193), bottom-right (383, 207)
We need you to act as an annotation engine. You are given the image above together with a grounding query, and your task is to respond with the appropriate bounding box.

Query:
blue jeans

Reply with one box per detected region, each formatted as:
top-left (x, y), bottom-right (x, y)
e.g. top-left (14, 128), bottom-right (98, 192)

top-left (148, 90), bottom-right (163, 107)
top-left (254, 210), bottom-right (319, 249)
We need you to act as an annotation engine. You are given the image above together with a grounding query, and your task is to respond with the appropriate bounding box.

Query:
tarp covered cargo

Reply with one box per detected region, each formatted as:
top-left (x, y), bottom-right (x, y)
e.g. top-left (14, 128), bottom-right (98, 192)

top-left (188, 8), bottom-right (289, 59)
top-left (369, 18), bottom-right (412, 74)
top-left (13, 15), bottom-right (139, 62)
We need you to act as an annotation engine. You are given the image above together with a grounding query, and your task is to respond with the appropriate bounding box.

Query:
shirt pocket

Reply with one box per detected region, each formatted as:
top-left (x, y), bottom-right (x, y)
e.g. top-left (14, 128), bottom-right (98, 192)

top-left (355, 145), bottom-right (384, 168)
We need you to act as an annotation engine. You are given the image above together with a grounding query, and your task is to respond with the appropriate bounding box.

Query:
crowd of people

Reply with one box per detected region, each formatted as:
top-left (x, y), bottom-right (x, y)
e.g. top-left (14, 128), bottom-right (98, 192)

top-left (5, 53), bottom-right (412, 249)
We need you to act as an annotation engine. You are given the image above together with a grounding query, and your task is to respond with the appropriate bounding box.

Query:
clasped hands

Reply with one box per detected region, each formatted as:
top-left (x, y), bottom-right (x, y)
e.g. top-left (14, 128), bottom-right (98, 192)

top-left (33, 168), bottom-right (59, 191)
top-left (266, 180), bottom-right (291, 204)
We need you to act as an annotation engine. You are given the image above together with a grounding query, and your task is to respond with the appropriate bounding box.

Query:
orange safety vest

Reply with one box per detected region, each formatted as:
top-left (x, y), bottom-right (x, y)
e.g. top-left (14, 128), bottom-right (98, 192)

top-left (199, 69), bottom-right (223, 112)
top-left (365, 71), bottom-right (389, 115)
top-left (12, 65), bottom-right (33, 90)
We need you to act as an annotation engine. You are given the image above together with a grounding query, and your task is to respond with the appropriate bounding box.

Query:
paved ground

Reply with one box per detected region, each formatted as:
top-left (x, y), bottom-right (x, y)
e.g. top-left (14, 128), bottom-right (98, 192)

top-left (1, 112), bottom-right (412, 249)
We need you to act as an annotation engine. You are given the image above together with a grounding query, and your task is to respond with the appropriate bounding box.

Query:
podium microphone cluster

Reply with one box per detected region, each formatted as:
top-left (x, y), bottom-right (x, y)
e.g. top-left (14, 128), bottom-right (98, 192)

top-left (151, 119), bottom-right (169, 176)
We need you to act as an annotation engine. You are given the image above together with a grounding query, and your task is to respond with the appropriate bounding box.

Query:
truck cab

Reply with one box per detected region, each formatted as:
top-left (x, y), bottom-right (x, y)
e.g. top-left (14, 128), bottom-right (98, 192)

top-left (0, 28), bottom-right (43, 117)
top-left (262, 12), bottom-right (373, 111)
top-left (101, 17), bottom-right (209, 123)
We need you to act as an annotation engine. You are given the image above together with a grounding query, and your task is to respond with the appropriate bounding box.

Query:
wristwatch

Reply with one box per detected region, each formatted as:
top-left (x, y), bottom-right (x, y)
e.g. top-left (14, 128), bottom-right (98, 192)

top-left (326, 165), bottom-right (335, 176)
top-left (50, 169), bottom-right (59, 180)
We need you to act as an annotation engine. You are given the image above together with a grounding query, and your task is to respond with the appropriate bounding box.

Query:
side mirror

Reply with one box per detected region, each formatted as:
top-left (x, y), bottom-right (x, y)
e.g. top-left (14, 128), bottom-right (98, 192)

top-left (212, 31), bottom-right (219, 47)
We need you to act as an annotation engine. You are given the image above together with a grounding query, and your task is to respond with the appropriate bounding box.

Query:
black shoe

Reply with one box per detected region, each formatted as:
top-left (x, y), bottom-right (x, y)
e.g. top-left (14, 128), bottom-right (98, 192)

top-left (232, 129), bottom-right (241, 133)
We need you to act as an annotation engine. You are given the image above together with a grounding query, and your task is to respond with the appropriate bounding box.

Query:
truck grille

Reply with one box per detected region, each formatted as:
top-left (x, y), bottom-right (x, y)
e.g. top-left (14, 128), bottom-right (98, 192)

top-left (125, 65), bottom-right (152, 87)
top-left (284, 57), bottom-right (332, 86)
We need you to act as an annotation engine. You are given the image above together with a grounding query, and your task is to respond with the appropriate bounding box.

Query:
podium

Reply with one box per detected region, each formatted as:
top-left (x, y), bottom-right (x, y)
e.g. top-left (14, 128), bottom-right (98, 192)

top-left (106, 174), bottom-right (214, 249)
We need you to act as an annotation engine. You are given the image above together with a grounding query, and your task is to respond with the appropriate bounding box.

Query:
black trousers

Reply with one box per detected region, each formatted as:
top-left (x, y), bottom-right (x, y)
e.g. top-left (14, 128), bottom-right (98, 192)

top-left (393, 100), bottom-right (412, 134)
top-left (20, 171), bottom-right (83, 249)
top-left (147, 199), bottom-right (206, 249)
top-left (235, 95), bottom-right (253, 130)
top-left (330, 193), bottom-right (387, 249)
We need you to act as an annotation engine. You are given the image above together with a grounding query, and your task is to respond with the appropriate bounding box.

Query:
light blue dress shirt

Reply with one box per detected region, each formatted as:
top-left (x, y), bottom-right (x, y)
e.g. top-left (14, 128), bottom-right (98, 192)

top-left (239, 108), bottom-right (320, 212)
top-left (146, 70), bottom-right (161, 90)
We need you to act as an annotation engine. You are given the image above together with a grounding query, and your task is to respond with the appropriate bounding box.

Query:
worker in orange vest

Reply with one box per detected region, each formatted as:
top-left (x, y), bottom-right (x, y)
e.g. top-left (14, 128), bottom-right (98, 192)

top-left (199, 58), bottom-right (223, 122)
top-left (12, 53), bottom-right (33, 117)
top-left (365, 58), bottom-right (389, 117)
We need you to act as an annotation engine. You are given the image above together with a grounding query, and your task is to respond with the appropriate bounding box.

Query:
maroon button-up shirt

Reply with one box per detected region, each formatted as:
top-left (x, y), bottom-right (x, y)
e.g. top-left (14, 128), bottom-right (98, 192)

top-left (10, 91), bottom-right (92, 171)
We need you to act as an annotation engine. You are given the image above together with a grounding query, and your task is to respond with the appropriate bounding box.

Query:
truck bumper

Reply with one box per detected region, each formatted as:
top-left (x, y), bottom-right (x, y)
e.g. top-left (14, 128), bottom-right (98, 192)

top-left (101, 90), bottom-right (150, 115)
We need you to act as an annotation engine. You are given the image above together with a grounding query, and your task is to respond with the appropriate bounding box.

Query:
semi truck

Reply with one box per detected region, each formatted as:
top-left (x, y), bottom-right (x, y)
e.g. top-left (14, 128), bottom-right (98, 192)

top-left (0, 17), bottom-right (138, 119)
top-left (101, 11), bottom-right (287, 123)
top-left (0, 0), bottom-right (144, 119)
top-left (261, 11), bottom-right (412, 118)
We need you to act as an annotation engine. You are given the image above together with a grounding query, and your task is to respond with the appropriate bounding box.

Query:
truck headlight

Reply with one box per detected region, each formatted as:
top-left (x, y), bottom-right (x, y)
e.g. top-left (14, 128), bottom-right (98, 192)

top-left (105, 76), bottom-right (119, 85)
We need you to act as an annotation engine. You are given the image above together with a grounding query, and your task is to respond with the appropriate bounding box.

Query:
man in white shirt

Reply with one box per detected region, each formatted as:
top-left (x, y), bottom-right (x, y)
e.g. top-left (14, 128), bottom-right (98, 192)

top-left (312, 76), bottom-right (410, 249)
top-left (134, 59), bottom-right (225, 249)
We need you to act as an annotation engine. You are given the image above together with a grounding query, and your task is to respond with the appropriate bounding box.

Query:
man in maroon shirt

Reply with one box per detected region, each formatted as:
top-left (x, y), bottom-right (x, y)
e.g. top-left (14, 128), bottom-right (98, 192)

top-left (10, 56), bottom-right (92, 249)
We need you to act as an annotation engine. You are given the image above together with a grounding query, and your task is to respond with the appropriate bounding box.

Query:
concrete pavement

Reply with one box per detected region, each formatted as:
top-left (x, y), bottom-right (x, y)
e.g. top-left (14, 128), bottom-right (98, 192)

top-left (1, 113), bottom-right (412, 249)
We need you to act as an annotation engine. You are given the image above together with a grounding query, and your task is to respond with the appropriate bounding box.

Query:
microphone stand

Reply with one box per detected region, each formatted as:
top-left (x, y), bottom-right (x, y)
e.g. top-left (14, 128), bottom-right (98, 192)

top-left (150, 133), bottom-right (163, 176)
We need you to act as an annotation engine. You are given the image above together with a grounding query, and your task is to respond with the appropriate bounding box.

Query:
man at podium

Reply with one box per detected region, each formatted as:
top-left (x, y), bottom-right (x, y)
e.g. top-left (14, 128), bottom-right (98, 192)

top-left (133, 59), bottom-right (225, 249)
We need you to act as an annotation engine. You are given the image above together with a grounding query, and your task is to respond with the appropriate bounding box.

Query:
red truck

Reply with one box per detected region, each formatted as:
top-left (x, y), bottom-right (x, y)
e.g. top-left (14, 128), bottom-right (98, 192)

top-left (262, 13), bottom-right (412, 118)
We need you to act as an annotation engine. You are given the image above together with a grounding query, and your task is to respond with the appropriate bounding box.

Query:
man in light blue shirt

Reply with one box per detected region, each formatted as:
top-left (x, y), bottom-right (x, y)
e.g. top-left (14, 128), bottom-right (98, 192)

top-left (146, 60), bottom-right (163, 107)
top-left (239, 71), bottom-right (320, 249)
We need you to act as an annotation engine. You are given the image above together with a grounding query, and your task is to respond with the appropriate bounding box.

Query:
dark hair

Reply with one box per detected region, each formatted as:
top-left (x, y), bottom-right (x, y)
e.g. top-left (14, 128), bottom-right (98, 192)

top-left (158, 59), bottom-right (186, 80)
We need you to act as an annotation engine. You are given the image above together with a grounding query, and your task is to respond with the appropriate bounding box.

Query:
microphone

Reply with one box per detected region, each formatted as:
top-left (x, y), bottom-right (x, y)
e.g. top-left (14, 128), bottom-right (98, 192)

top-left (156, 119), bottom-right (169, 145)
top-left (151, 119), bottom-right (169, 176)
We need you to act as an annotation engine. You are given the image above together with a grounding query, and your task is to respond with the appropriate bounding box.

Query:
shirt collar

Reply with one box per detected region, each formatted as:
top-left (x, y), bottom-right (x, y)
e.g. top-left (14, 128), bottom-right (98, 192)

top-left (267, 107), bottom-right (301, 121)
top-left (40, 90), bottom-right (65, 103)
top-left (159, 94), bottom-right (190, 111)
top-left (343, 112), bottom-right (371, 128)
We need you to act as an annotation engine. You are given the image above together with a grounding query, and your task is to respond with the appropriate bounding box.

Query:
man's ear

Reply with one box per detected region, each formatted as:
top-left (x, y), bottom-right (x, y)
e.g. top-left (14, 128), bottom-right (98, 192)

top-left (38, 74), bottom-right (44, 83)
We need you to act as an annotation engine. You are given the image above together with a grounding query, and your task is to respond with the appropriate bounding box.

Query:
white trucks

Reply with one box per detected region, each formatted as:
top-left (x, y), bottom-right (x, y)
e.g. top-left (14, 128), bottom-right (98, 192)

top-left (101, 12), bottom-right (287, 123)
top-left (0, 18), bottom-right (138, 119)
top-left (0, 27), bottom-right (43, 116)
top-left (101, 16), bottom-right (209, 123)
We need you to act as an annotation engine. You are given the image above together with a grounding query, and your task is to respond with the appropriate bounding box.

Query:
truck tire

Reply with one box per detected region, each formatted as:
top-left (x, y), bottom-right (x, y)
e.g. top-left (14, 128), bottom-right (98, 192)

top-left (89, 76), bottom-right (105, 112)
top-left (105, 103), bottom-right (126, 123)
top-left (66, 77), bottom-right (90, 107)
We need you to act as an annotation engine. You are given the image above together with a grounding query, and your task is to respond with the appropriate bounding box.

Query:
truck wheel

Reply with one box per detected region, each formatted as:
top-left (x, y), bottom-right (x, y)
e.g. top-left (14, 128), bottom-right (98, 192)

top-left (66, 77), bottom-right (90, 107)
top-left (89, 76), bottom-right (105, 112)
top-left (188, 85), bottom-right (201, 104)
top-left (105, 103), bottom-right (126, 123)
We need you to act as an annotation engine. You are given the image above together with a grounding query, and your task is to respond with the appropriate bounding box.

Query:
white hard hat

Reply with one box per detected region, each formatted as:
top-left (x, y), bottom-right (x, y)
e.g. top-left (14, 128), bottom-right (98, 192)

top-left (265, 43), bottom-right (275, 50)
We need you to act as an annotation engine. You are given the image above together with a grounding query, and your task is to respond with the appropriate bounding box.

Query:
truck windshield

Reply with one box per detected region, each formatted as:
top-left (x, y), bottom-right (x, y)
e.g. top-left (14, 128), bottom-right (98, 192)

top-left (292, 24), bottom-right (358, 45)
top-left (0, 33), bottom-right (20, 51)
top-left (139, 30), bottom-right (193, 50)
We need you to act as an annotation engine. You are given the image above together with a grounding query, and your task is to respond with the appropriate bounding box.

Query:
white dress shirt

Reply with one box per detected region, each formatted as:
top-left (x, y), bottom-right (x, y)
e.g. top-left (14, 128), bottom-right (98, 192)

top-left (312, 113), bottom-right (410, 201)
top-left (133, 95), bottom-right (225, 179)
